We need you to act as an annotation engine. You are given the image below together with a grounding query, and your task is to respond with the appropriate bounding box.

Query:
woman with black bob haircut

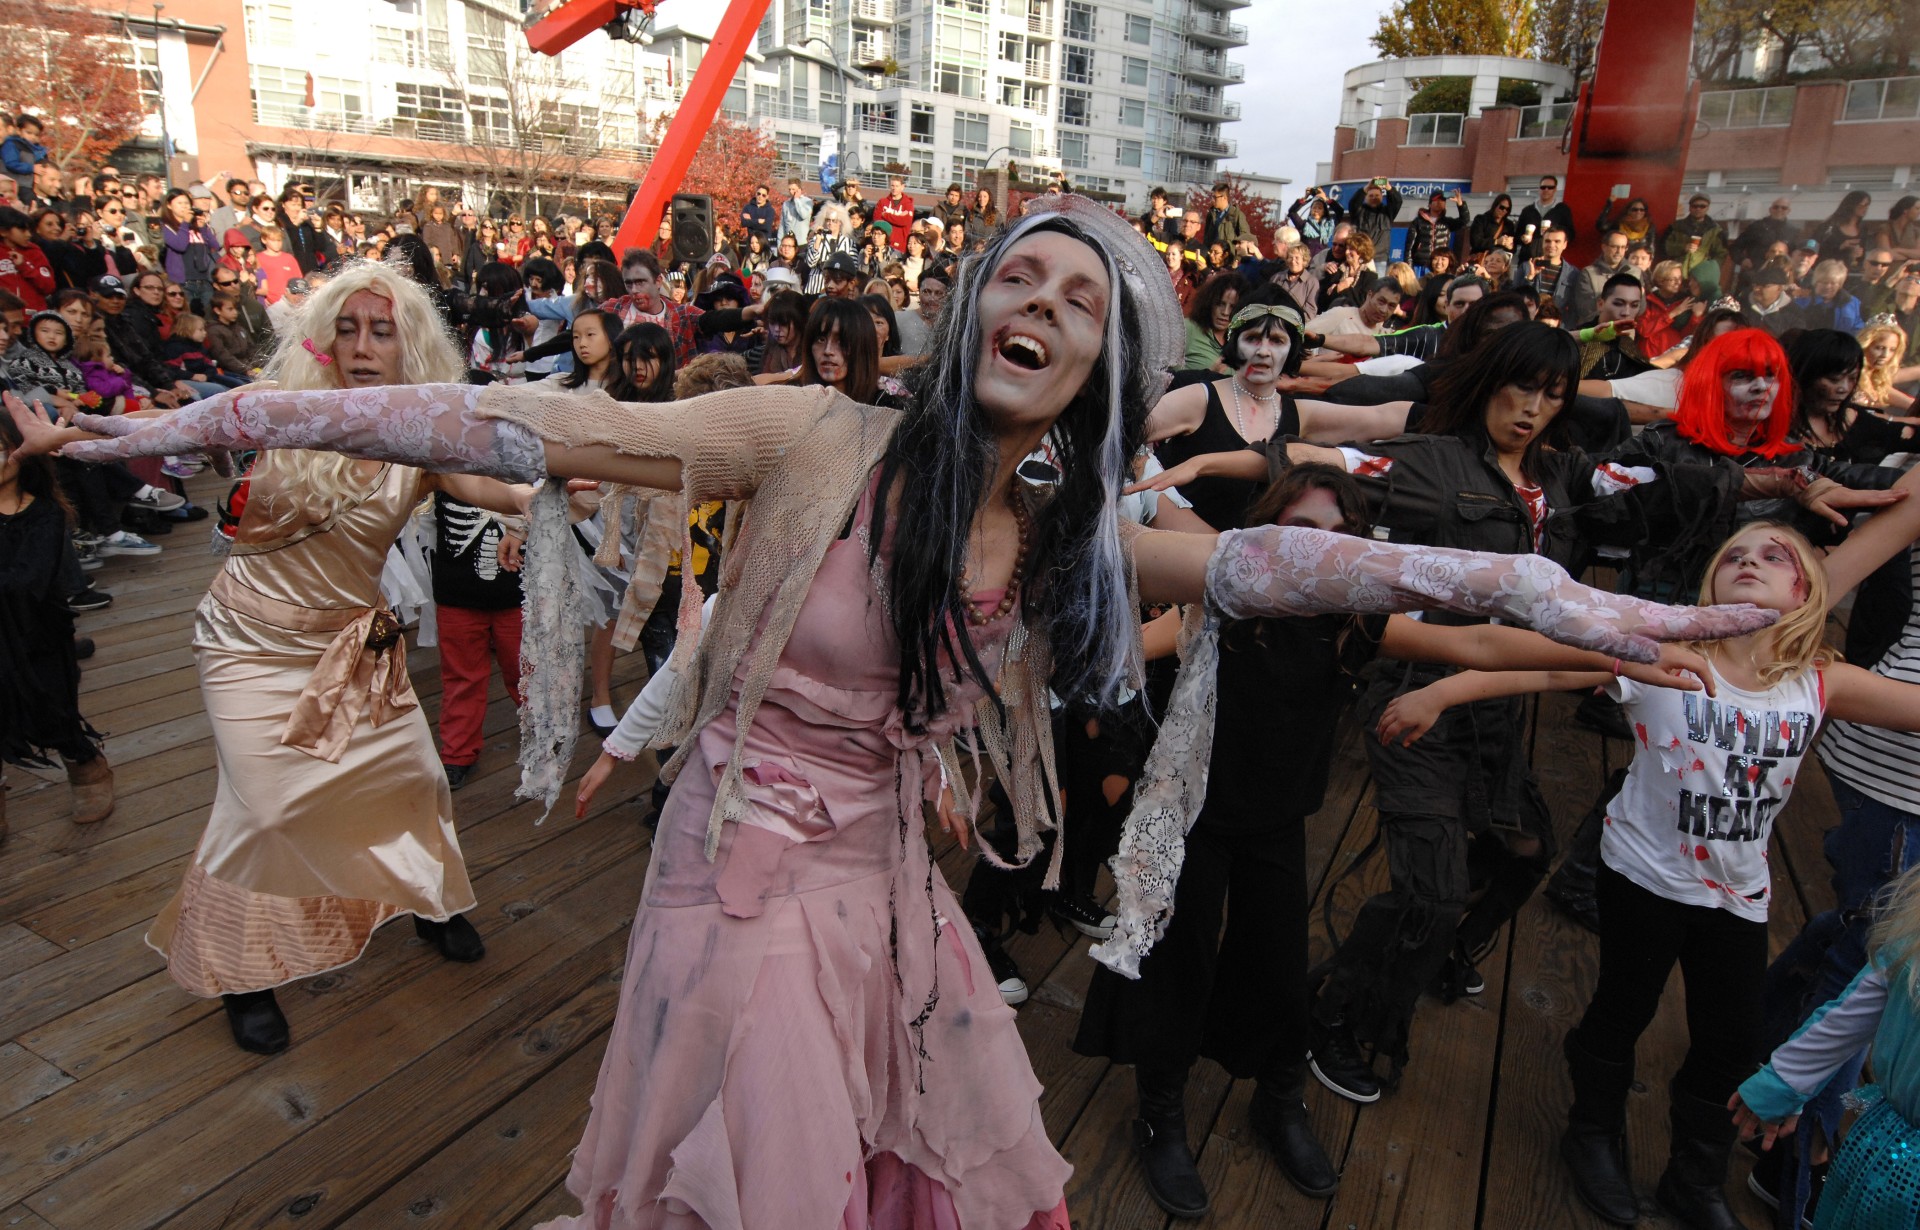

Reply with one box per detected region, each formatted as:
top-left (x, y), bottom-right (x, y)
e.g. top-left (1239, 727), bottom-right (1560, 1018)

top-left (22, 198), bottom-right (1772, 1230)
top-left (858, 291), bottom-right (904, 358)
top-left (604, 321), bottom-right (675, 403)
top-left (1787, 328), bottom-right (1910, 466)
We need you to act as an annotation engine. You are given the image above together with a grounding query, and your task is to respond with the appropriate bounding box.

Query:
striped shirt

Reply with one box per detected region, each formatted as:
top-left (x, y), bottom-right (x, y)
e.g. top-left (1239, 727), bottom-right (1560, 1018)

top-left (1819, 546), bottom-right (1920, 811)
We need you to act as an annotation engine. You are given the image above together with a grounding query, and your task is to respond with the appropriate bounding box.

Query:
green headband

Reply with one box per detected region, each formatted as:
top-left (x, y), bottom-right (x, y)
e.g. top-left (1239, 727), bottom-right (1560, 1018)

top-left (1227, 302), bottom-right (1304, 334)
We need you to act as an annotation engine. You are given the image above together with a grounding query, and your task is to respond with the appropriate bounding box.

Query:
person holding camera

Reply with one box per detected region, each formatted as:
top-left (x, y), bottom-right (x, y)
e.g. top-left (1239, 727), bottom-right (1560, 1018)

top-left (1287, 186), bottom-right (1344, 256)
top-left (1347, 178), bottom-right (1403, 275)
top-left (159, 189), bottom-right (219, 313)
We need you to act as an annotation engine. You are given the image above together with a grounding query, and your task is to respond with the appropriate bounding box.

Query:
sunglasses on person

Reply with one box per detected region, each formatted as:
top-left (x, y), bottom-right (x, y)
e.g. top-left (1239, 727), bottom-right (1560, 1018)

top-left (214, 275), bottom-right (239, 286)
top-left (165, 289), bottom-right (186, 298)
top-left (1868, 259), bottom-right (1894, 268)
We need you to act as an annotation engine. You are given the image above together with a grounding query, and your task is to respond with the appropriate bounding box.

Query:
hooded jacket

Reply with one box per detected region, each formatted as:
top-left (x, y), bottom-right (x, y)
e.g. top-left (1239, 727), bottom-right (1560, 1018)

top-left (1, 311), bottom-right (85, 397)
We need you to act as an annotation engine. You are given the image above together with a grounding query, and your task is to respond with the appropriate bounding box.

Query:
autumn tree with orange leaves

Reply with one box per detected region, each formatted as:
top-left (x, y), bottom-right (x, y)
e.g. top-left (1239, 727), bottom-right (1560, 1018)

top-left (645, 111), bottom-right (777, 225)
top-left (0, 0), bottom-right (148, 170)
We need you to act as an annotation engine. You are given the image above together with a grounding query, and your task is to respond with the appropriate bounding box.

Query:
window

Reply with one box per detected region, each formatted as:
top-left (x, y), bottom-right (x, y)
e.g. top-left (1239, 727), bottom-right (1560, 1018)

top-left (244, 0), bottom-right (295, 47)
top-left (249, 64), bottom-right (304, 123)
top-left (1122, 56), bottom-right (1148, 88)
top-left (910, 151), bottom-right (934, 188)
top-left (1064, 0), bottom-right (1092, 41)
top-left (1009, 120), bottom-right (1035, 156)
top-left (1117, 138), bottom-right (1141, 167)
top-left (1119, 97), bottom-right (1144, 127)
top-left (868, 143), bottom-right (902, 172)
top-left (394, 83), bottom-right (465, 140)
top-left (952, 109), bottom-right (988, 151)
top-left (896, 25), bottom-right (912, 59)
top-left (999, 77), bottom-right (1022, 107)
top-left (1405, 112), bottom-right (1464, 146)
top-left (999, 31), bottom-right (1023, 62)
top-left (1125, 14), bottom-right (1150, 44)
top-left (468, 36), bottom-right (508, 88)
top-left (952, 154), bottom-right (986, 183)
top-left (935, 62), bottom-right (984, 98)
top-left (857, 101), bottom-right (899, 134)
top-left (1059, 87), bottom-right (1089, 126)
top-left (776, 131), bottom-right (821, 174)
top-left (1022, 82), bottom-right (1047, 112)
top-left (468, 93), bottom-right (511, 139)
top-left (939, 0), bottom-right (988, 10)
top-left (910, 102), bottom-right (935, 144)
top-left (1059, 131), bottom-right (1088, 169)
top-left (314, 76), bottom-right (366, 120)
top-left (1061, 45), bottom-right (1091, 84)
top-left (937, 15), bottom-right (986, 56)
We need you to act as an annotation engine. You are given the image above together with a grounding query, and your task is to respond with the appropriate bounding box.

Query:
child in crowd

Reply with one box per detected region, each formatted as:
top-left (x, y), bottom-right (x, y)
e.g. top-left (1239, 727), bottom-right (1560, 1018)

top-left (204, 293), bottom-right (260, 378)
top-left (162, 314), bottom-right (247, 388)
top-left (0, 310), bottom-right (86, 410)
top-left (70, 319), bottom-right (142, 414)
top-left (1733, 859), bottom-right (1920, 1230)
top-left (1380, 523), bottom-right (1920, 1229)
top-left (253, 226), bottom-right (300, 303)
top-left (429, 488), bottom-right (525, 791)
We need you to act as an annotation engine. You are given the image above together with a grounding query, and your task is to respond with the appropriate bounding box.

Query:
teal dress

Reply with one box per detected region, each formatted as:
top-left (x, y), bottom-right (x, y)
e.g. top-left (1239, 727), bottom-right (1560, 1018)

top-left (1738, 953), bottom-right (1920, 1229)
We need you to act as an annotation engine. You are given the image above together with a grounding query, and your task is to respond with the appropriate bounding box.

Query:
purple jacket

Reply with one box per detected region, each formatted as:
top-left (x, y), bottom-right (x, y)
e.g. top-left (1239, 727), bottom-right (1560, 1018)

top-left (161, 220), bottom-right (219, 285)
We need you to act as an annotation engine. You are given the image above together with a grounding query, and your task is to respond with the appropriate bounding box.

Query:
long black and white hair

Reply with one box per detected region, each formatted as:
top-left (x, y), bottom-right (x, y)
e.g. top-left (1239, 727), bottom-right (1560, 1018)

top-left (874, 208), bottom-right (1167, 731)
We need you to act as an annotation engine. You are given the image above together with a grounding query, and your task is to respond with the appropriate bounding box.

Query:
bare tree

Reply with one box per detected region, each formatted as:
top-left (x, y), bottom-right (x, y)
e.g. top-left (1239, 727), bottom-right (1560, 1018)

top-left (440, 50), bottom-right (638, 217)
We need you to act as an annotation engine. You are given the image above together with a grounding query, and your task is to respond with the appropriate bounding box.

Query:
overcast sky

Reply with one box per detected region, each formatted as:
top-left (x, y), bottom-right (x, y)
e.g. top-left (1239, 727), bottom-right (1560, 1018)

top-left (1225, 0), bottom-right (1397, 188)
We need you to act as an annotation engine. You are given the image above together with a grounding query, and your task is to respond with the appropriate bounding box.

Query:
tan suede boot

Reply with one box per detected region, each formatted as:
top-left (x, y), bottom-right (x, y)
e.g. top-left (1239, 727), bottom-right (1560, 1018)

top-left (66, 755), bottom-right (114, 825)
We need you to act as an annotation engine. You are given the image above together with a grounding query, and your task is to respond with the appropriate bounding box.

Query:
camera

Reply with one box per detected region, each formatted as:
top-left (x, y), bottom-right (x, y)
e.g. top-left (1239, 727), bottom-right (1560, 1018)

top-left (1164, 206), bottom-right (1184, 219)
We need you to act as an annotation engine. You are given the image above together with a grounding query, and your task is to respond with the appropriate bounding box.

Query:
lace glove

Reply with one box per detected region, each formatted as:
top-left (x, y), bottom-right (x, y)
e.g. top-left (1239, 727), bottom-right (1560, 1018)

top-left (59, 384), bottom-right (548, 483)
top-left (1207, 526), bottom-right (1778, 663)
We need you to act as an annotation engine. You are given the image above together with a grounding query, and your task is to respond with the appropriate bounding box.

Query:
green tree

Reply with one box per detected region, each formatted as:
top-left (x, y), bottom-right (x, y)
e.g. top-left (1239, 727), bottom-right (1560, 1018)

top-left (1533, 0), bottom-right (1607, 80)
top-left (1370, 0), bottom-right (1539, 59)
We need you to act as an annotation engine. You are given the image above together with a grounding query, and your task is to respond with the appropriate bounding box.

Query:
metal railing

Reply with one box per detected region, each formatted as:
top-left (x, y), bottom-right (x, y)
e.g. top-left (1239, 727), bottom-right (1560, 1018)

top-left (1027, 10), bottom-right (1054, 37)
top-left (1175, 92), bottom-right (1239, 120)
top-left (856, 112), bottom-right (899, 134)
top-left (1189, 13), bottom-right (1246, 44)
top-left (1182, 52), bottom-right (1244, 82)
top-left (1179, 130), bottom-right (1237, 157)
top-left (1515, 100), bottom-right (1572, 140)
top-left (1698, 85), bottom-right (1796, 129)
top-left (851, 0), bottom-right (893, 21)
top-left (1023, 57), bottom-right (1051, 81)
top-left (1405, 112), bottom-right (1465, 146)
top-left (1843, 76), bottom-right (1920, 123)
top-left (762, 99), bottom-right (816, 122)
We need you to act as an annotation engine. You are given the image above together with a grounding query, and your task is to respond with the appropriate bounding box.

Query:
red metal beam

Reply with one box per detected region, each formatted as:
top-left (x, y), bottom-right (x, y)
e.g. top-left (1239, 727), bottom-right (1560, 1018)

top-left (1563, 0), bottom-right (1698, 266)
top-left (608, 0), bottom-right (774, 254)
top-left (524, 0), bottom-right (626, 58)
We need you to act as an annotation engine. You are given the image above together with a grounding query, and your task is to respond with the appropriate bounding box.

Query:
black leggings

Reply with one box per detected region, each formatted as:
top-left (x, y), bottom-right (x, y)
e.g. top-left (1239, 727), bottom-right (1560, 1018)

top-left (1074, 820), bottom-right (1310, 1083)
top-left (1571, 862), bottom-right (1768, 1103)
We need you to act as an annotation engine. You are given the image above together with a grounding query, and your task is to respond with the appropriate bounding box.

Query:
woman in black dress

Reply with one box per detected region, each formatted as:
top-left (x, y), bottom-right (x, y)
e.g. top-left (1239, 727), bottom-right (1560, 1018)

top-left (0, 399), bottom-right (111, 837)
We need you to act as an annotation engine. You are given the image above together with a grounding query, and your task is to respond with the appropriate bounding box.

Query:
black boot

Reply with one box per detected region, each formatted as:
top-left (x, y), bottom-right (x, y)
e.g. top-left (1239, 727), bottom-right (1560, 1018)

top-left (222, 989), bottom-right (290, 1055)
top-left (1656, 1083), bottom-right (1752, 1230)
top-left (415, 913), bottom-right (486, 962)
top-left (1249, 1072), bottom-right (1338, 1197)
top-left (1560, 1032), bottom-right (1640, 1225)
top-left (1133, 1063), bottom-right (1210, 1219)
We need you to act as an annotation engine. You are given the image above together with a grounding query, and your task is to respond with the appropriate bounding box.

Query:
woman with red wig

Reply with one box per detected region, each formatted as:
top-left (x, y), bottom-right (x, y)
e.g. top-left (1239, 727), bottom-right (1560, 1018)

top-left (1605, 327), bottom-right (1904, 602)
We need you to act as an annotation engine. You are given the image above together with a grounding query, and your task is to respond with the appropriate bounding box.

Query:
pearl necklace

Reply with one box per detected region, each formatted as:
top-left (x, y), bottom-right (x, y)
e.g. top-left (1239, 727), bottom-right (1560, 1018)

top-left (957, 484), bottom-right (1031, 626)
top-left (1229, 378), bottom-right (1279, 440)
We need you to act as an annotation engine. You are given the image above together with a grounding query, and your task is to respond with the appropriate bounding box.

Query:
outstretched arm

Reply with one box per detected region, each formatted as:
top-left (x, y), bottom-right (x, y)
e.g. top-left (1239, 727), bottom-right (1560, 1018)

top-left (1131, 524), bottom-right (1777, 663)
top-left (1822, 463), bottom-right (1920, 601)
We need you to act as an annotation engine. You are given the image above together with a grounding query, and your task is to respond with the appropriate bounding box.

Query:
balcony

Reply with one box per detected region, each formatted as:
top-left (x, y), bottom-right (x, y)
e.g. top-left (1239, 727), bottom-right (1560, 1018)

top-left (1515, 100), bottom-right (1573, 140)
top-left (1842, 76), bottom-right (1920, 123)
top-left (1026, 10), bottom-right (1054, 38)
top-left (850, 0), bottom-right (892, 24)
top-left (1187, 13), bottom-right (1246, 48)
top-left (852, 35), bottom-right (891, 65)
top-left (762, 99), bottom-right (816, 122)
top-left (1179, 128), bottom-right (1238, 158)
top-left (1176, 92), bottom-right (1240, 121)
top-left (1182, 52), bottom-right (1244, 84)
top-left (1023, 57), bottom-right (1051, 82)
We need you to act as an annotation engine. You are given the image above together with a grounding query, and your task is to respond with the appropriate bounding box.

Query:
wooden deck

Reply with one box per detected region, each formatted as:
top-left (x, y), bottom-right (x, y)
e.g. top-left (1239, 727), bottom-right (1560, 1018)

top-left (0, 482), bottom-right (1842, 1230)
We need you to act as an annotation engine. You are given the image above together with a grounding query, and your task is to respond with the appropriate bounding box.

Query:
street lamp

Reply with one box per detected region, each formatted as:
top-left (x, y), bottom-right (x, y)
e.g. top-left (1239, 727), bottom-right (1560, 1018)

top-left (797, 35), bottom-right (855, 185)
top-left (152, 2), bottom-right (173, 188)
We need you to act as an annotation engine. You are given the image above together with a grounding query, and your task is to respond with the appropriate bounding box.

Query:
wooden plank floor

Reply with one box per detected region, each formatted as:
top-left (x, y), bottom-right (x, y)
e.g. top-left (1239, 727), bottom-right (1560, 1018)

top-left (0, 488), bottom-right (1844, 1229)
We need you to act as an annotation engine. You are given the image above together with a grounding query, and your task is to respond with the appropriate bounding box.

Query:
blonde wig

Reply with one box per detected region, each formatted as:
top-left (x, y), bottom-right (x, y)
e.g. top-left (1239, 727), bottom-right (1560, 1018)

top-left (252, 258), bottom-right (465, 535)
top-left (1870, 860), bottom-right (1920, 1000)
top-left (1688, 522), bottom-right (1837, 687)
top-left (1857, 321), bottom-right (1911, 409)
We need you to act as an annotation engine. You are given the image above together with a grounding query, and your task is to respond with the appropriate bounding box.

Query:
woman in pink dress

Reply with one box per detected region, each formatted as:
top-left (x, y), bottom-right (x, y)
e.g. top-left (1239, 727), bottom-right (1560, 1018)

top-left (11, 197), bottom-right (1777, 1229)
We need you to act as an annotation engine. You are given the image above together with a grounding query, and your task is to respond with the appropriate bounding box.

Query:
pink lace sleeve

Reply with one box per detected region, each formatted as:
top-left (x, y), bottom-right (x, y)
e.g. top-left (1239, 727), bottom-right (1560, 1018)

top-left (1206, 525), bottom-right (1777, 663)
top-left (59, 384), bottom-right (548, 482)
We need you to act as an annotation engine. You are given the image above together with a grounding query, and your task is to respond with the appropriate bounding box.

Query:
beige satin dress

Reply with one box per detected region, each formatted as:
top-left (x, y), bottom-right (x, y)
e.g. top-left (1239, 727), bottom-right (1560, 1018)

top-left (148, 458), bottom-right (476, 996)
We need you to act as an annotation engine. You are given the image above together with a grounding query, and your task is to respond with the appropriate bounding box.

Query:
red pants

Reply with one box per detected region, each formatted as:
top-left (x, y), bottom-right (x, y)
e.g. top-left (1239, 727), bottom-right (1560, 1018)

top-left (436, 604), bottom-right (523, 766)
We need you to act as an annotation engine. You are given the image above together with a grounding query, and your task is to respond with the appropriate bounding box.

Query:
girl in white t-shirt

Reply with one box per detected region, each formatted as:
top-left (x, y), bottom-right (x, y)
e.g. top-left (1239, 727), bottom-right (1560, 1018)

top-left (1377, 521), bottom-right (1920, 1230)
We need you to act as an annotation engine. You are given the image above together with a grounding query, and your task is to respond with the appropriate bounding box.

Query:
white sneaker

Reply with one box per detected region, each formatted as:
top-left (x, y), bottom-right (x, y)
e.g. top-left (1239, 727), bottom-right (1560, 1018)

top-left (98, 530), bottom-right (162, 557)
top-left (130, 484), bottom-right (186, 512)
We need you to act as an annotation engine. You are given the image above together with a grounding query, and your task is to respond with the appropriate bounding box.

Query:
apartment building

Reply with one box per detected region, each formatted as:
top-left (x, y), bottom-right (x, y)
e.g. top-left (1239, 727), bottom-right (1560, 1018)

top-left (66, 0), bottom-right (1251, 216)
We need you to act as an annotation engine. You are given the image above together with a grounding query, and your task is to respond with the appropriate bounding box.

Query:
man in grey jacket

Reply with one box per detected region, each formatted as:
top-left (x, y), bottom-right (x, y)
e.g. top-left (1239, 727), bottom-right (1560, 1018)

top-left (1517, 225), bottom-right (1596, 324)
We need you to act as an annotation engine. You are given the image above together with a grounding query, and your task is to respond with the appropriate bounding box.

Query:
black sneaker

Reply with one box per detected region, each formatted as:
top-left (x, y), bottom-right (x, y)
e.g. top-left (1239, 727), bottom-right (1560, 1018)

top-left (443, 762), bottom-right (474, 790)
top-left (1309, 1020), bottom-right (1382, 1103)
top-left (67, 586), bottom-right (113, 613)
top-left (975, 926), bottom-right (1029, 1006)
top-left (1430, 951), bottom-right (1485, 1002)
top-left (1047, 891), bottom-right (1116, 941)
top-left (74, 636), bottom-right (95, 660)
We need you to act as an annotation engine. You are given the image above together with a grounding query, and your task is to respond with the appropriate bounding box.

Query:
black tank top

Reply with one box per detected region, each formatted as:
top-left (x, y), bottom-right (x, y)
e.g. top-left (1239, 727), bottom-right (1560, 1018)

top-left (1154, 380), bottom-right (1300, 531)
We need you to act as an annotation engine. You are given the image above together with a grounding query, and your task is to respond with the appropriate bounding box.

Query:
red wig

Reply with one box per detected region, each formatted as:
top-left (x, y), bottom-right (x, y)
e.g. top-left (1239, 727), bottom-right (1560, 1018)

top-left (1671, 327), bottom-right (1797, 458)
